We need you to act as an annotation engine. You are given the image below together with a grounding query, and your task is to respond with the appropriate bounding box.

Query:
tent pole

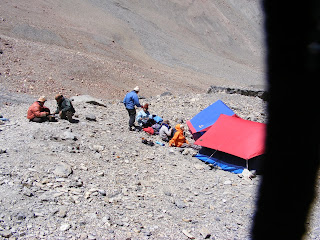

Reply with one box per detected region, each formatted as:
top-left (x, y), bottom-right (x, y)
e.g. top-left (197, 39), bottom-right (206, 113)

top-left (246, 160), bottom-right (249, 170)
top-left (207, 150), bottom-right (218, 167)
top-left (209, 149), bottom-right (218, 159)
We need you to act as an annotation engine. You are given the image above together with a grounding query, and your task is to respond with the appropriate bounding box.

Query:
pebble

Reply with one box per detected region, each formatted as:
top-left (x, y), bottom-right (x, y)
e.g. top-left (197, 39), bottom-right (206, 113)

top-left (199, 227), bottom-right (211, 239)
top-left (59, 223), bottom-right (71, 231)
top-left (182, 229), bottom-right (195, 239)
top-left (0, 230), bottom-right (12, 238)
top-left (174, 199), bottom-right (186, 208)
top-left (85, 114), bottom-right (97, 121)
top-left (194, 164), bottom-right (205, 170)
top-left (57, 208), bottom-right (68, 218)
top-left (224, 180), bottom-right (232, 185)
top-left (53, 162), bottom-right (73, 178)
top-left (62, 131), bottom-right (77, 141)
top-left (22, 187), bottom-right (34, 197)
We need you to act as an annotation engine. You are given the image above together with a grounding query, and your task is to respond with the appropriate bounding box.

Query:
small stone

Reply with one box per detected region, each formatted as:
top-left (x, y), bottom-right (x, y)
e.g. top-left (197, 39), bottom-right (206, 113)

top-left (182, 229), bottom-right (195, 239)
top-left (0, 230), bottom-right (12, 238)
top-left (168, 149), bottom-right (175, 155)
top-left (17, 213), bottom-right (26, 220)
top-left (85, 114), bottom-right (96, 121)
top-left (101, 215), bottom-right (111, 223)
top-left (182, 218), bottom-right (192, 222)
top-left (53, 162), bottom-right (72, 178)
top-left (57, 208), bottom-right (68, 218)
top-left (59, 223), bottom-right (71, 231)
top-left (164, 190), bottom-right (172, 196)
top-left (98, 189), bottom-right (106, 196)
top-left (88, 234), bottom-right (96, 240)
top-left (174, 199), bottom-right (186, 209)
top-left (194, 164), bottom-right (205, 170)
top-left (199, 227), bottom-right (211, 239)
top-left (92, 145), bottom-right (104, 152)
top-left (22, 187), bottom-right (34, 197)
top-left (125, 204), bottom-right (136, 210)
top-left (62, 131), bottom-right (77, 141)
top-left (0, 149), bottom-right (7, 154)
top-left (160, 91), bottom-right (172, 97)
top-left (97, 171), bottom-right (104, 176)
top-left (79, 164), bottom-right (88, 171)
top-left (224, 180), bottom-right (232, 185)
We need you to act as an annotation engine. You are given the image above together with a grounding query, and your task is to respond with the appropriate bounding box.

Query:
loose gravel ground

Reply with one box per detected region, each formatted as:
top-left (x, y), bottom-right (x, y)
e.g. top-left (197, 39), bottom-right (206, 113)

top-left (0, 91), bottom-right (319, 240)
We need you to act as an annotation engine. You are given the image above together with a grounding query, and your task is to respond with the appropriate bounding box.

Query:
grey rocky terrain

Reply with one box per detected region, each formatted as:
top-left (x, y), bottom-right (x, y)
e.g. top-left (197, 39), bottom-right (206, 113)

top-left (0, 90), bottom-right (319, 240)
top-left (0, 0), bottom-right (319, 239)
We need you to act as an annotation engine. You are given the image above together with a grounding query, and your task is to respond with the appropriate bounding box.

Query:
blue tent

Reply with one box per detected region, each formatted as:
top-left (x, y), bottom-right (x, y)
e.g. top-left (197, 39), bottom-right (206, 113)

top-left (187, 100), bottom-right (235, 139)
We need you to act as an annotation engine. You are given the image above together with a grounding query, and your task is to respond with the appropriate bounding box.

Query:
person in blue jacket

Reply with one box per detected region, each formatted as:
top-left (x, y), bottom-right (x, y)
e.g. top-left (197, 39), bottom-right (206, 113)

top-left (123, 86), bottom-right (142, 131)
top-left (136, 103), bottom-right (153, 127)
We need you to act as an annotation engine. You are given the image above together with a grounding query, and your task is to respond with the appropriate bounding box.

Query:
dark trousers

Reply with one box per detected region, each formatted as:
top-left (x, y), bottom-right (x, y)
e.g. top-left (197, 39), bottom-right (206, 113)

top-left (30, 117), bottom-right (48, 123)
top-left (126, 108), bottom-right (136, 127)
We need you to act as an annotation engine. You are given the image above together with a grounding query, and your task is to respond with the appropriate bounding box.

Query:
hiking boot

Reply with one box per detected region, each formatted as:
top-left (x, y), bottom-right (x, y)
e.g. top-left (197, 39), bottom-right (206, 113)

top-left (66, 111), bottom-right (74, 122)
top-left (129, 126), bottom-right (135, 131)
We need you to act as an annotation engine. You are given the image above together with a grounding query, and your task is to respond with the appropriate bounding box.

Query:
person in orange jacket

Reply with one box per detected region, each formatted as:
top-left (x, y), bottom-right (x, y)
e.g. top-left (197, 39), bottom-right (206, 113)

top-left (27, 96), bottom-right (50, 123)
top-left (169, 124), bottom-right (189, 147)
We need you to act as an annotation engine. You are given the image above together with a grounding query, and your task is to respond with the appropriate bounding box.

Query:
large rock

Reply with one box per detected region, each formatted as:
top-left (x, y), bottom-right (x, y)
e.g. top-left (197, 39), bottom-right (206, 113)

top-left (70, 95), bottom-right (107, 107)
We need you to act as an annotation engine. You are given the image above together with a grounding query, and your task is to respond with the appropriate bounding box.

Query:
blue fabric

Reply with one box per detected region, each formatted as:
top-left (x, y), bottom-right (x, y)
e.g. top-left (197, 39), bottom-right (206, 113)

top-left (189, 100), bottom-right (234, 133)
top-left (152, 115), bottom-right (163, 123)
top-left (136, 109), bottom-right (152, 126)
top-left (123, 91), bottom-right (141, 109)
top-left (195, 153), bottom-right (244, 174)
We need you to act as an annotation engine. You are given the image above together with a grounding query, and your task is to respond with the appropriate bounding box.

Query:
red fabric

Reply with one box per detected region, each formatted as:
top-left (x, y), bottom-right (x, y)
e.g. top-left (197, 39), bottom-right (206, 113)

top-left (143, 127), bottom-right (154, 135)
top-left (186, 120), bottom-right (196, 134)
top-left (195, 114), bottom-right (266, 159)
top-left (27, 101), bottom-right (50, 119)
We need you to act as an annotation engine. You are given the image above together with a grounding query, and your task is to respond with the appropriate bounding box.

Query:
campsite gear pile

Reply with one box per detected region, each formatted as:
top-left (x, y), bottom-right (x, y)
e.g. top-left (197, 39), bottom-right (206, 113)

top-left (187, 100), bottom-right (266, 174)
top-left (141, 138), bottom-right (154, 146)
top-left (137, 99), bottom-right (265, 174)
top-left (141, 115), bottom-right (163, 135)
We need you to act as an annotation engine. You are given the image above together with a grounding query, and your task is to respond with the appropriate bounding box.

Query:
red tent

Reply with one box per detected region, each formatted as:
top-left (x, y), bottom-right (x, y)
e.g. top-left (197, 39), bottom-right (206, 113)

top-left (195, 114), bottom-right (266, 160)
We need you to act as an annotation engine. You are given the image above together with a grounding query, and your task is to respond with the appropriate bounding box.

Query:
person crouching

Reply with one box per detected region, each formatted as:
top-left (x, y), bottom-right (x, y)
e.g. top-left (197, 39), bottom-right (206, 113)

top-left (54, 94), bottom-right (75, 122)
top-left (27, 96), bottom-right (51, 123)
top-left (159, 120), bottom-right (174, 142)
top-left (169, 124), bottom-right (189, 147)
top-left (136, 103), bottom-right (153, 128)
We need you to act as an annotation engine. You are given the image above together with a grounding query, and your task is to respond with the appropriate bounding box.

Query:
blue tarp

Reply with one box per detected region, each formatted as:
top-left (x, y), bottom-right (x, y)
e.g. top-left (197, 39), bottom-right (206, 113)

top-left (195, 147), bottom-right (264, 174)
top-left (187, 100), bottom-right (235, 134)
top-left (195, 153), bottom-right (245, 174)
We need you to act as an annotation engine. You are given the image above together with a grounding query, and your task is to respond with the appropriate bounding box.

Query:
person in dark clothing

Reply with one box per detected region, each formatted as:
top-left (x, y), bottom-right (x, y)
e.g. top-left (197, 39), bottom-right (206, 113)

top-left (122, 86), bottom-right (142, 131)
top-left (54, 94), bottom-right (75, 122)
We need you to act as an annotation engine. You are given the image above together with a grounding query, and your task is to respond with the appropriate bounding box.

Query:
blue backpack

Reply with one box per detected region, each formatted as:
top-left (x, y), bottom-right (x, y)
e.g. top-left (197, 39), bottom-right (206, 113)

top-left (152, 115), bottom-right (163, 123)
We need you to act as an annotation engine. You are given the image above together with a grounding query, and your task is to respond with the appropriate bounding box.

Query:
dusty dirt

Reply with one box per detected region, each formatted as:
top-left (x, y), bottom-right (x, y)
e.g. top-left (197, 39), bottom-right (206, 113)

top-left (0, 0), bottom-right (265, 100)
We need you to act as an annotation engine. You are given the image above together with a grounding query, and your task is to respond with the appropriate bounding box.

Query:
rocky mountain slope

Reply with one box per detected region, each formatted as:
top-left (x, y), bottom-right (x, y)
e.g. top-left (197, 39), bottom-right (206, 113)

top-left (0, 0), bottom-right (265, 99)
top-left (1, 0), bottom-right (319, 239)
top-left (0, 91), bottom-right (319, 239)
